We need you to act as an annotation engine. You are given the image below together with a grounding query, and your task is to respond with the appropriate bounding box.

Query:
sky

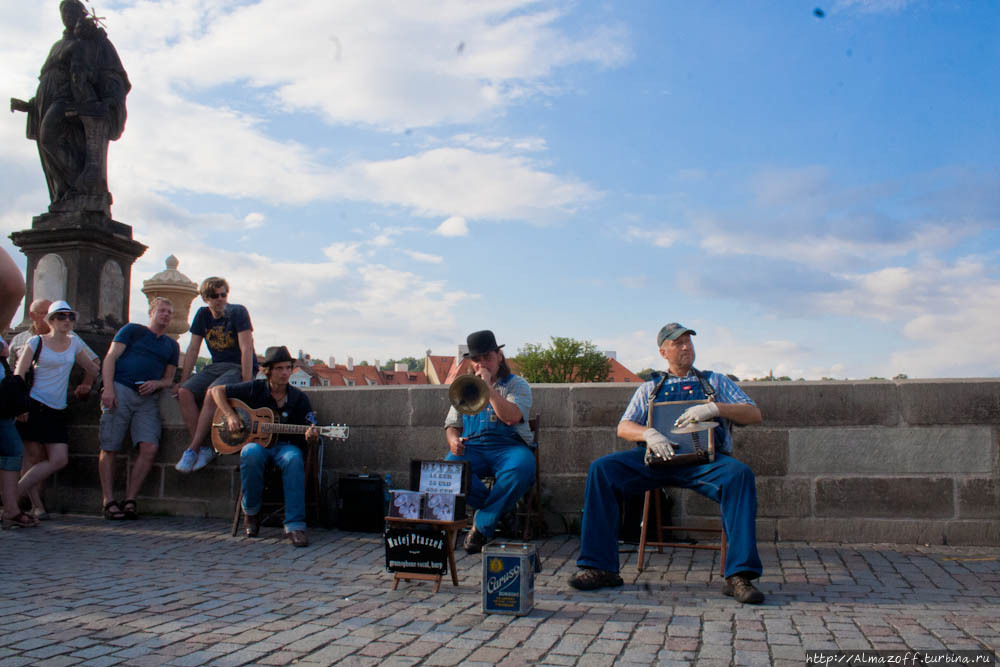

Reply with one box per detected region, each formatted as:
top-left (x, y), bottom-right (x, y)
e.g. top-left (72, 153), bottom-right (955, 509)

top-left (1, 0), bottom-right (997, 380)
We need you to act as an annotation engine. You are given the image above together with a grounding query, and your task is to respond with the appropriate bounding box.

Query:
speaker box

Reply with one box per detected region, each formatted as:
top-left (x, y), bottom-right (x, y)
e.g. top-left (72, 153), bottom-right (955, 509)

top-left (337, 474), bottom-right (384, 532)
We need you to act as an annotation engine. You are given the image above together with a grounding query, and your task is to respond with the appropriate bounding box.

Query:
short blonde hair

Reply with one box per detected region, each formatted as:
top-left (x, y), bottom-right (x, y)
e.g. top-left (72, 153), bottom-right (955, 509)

top-left (149, 296), bottom-right (173, 312)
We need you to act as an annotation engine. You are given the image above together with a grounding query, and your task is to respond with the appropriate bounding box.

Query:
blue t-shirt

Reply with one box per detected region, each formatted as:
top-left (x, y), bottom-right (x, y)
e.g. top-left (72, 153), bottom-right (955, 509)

top-left (112, 323), bottom-right (180, 386)
top-left (190, 304), bottom-right (257, 371)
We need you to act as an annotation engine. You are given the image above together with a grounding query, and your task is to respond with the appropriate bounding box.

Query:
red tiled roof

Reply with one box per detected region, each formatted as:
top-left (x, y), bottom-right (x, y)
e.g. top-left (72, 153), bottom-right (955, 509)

top-left (607, 357), bottom-right (642, 382)
top-left (380, 370), bottom-right (428, 385)
top-left (311, 363), bottom-right (383, 386)
top-left (426, 355), bottom-right (454, 384)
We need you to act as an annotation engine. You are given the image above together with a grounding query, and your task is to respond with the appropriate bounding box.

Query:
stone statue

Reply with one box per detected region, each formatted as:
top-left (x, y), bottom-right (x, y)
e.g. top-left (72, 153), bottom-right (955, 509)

top-left (10, 0), bottom-right (130, 216)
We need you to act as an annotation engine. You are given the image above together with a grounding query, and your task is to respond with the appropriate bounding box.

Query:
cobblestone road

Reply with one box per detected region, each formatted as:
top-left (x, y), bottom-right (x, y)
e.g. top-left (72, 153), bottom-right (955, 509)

top-left (1, 516), bottom-right (998, 666)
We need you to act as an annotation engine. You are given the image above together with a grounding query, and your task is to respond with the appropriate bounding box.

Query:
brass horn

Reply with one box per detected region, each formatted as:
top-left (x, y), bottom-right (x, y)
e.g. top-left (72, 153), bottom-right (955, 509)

top-left (448, 374), bottom-right (490, 415)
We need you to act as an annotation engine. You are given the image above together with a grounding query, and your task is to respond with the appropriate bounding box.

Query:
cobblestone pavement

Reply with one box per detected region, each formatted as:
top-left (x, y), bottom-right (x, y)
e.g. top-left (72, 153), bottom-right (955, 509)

top-left (1, 516), bottom-right (998, 666)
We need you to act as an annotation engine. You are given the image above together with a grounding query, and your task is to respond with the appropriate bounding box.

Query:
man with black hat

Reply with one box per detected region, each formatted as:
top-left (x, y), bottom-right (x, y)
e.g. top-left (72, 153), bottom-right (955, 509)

top-left (209, 345), bottom-right (318, 547)
top-left (444, 330), bottom-right (535, 554)
top-left (568, 323), bottom-right (766, 604)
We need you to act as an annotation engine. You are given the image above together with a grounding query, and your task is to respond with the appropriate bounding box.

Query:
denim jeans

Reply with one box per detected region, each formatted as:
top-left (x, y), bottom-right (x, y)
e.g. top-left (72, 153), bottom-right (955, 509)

top-left (577, 447), bottom-right (763, 579)
top-left (240, 441), bottom-right (306, 532)
top-left (446, 438), bottom-right (536, 538)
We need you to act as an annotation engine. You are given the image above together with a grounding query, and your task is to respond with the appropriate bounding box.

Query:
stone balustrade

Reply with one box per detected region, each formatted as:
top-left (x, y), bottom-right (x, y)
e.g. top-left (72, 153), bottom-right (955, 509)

top-left (55, 379), bottom-right (999, 545)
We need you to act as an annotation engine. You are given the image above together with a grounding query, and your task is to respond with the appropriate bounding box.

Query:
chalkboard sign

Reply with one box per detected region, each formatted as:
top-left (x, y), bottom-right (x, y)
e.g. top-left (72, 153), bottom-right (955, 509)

top-left (384, 527), bottom-right (448, 575)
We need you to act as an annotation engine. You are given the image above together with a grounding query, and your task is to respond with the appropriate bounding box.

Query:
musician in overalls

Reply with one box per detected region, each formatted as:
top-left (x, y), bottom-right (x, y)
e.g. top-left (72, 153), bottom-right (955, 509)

top-left (444, 330), bottom-right (535, 554)
top-left (568, 323), bottom-right (766, 603)
top-left (210, 345), bottom-right (318, 547)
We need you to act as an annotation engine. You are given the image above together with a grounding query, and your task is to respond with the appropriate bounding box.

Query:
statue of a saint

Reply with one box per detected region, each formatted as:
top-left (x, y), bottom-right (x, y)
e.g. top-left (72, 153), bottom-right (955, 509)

top-left (11, 0), bottom-right (131, 216)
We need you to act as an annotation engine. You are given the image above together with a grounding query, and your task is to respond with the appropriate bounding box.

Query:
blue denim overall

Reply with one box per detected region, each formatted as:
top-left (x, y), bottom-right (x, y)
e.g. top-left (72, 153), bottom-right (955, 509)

top-left (445, 375), bottom-right (536, 538)
top-left (577, 373), bottom-right (763, 579)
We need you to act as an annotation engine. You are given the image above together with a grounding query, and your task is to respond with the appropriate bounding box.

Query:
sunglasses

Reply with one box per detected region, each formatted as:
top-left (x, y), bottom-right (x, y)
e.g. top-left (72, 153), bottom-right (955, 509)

top-left (207, 292), bottom-right (228, 300)
top-left (52, 312), bottom-right (76, 321)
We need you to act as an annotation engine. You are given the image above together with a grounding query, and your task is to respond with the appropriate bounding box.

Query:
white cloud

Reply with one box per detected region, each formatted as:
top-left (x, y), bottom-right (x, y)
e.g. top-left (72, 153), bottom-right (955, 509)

top-left (435, 216), bottom-right (469, 237)
top-left (625, 226), bottom-right (681, 248)
top-left (404, 250), bottom-right (443, 264)
top-left (243, 213), bottom-right (266, 229)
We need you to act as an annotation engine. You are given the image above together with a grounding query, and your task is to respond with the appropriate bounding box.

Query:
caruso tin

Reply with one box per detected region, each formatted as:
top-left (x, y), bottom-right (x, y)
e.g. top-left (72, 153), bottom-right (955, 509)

top-left (482, 542), bottom-right (536, 616)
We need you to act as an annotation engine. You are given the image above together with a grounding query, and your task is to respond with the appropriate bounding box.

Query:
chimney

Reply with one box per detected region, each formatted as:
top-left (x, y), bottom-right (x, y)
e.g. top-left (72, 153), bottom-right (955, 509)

top-left (347, 356), bottom-right (354, 371)
top-left (329, 356), bottom-right (335, 367)
top-left (374, 358), bottom-right (381, 369)
top-left (297, 349), bottom-right (303, 359)
top-left (457, 344), bottom-right (468, 359)
top-left (394, 362), bottom-right (407, 372)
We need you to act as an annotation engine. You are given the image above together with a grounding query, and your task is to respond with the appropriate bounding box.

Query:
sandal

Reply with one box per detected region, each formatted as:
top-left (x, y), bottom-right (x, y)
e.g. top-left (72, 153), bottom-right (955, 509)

top-left (2, 511), bottom-right (40, 529)
top-left (122, 499), bottom-right (139, 521)
top-left (103, 500), bottom-right (126, 521)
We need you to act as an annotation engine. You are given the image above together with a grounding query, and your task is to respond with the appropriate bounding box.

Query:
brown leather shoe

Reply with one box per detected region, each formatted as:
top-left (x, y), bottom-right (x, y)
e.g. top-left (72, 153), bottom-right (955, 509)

top-left (244, 513), bottom-right (260, 537)
top-left (286, 530), bottom-right (309, 547)
top-left (722, 573), bottom-right (765, 604)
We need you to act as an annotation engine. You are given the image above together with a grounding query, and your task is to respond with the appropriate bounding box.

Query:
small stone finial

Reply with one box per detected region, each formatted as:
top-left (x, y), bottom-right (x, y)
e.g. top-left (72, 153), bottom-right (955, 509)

top-left (141, 255), bottom-right (199, 339)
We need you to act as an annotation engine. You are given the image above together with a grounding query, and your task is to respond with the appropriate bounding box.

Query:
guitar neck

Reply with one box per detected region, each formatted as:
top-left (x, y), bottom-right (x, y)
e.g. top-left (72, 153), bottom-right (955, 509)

top-left (259, 422), bottom-right (312, 436)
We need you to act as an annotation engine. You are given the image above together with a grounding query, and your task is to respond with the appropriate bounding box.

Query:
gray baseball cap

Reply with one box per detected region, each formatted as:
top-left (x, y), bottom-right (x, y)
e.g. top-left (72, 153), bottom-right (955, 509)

top-left (657, 322), bottom-right (696, 346)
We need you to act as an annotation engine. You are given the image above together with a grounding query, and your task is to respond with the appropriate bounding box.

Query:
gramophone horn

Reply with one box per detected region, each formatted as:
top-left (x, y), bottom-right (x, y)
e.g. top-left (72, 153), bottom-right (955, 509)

top-left (448, 374), bottom-right (490, 415)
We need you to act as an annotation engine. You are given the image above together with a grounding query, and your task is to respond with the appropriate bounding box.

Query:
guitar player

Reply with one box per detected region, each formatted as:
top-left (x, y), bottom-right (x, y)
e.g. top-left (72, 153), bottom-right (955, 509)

top-left (208, 345), bottom-right (318, 547)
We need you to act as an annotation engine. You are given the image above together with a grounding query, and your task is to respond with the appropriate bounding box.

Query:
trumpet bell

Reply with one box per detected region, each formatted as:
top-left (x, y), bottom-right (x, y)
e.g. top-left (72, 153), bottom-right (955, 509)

top-left (448, 374), bottom-right (490, 415)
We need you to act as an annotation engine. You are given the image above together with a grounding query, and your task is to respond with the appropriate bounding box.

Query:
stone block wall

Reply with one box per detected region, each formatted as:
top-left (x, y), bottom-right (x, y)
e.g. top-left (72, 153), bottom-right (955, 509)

top-left (50, 379), bottom-right (999, 545)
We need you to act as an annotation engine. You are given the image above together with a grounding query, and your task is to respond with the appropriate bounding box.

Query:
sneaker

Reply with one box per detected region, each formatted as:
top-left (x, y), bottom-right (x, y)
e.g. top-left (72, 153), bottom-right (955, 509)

top-left (568, 567), bottom-right (624, 591)
top-left (174, 449), bottom-right (197, 473)
top-left (192, 447), bottom-right (216, 472)
top-left (463, 527), bottom-right (488, 554)
top-left (722, 574), bottom-right (765, 604)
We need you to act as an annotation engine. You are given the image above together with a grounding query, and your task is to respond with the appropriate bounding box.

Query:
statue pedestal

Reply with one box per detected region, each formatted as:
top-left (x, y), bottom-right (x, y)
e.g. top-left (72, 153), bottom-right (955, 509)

top-left (10, 211), bottom-right (147, 357)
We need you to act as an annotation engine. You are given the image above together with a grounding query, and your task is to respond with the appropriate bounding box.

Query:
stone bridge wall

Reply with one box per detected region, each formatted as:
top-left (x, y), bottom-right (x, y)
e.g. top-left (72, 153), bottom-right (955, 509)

top-left (55, 379), bottom-right (1000, 545)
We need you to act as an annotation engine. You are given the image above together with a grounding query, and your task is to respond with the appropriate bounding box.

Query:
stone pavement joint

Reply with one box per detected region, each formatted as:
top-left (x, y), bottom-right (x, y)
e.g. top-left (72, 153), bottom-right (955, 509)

top-left (1, 516), bottom-right (997, 665)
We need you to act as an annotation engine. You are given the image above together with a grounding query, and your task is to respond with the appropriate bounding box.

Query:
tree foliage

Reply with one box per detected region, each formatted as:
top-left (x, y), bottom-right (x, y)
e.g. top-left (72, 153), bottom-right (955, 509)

top-left (382, 357), bottom-right (425, 372)
top-left (514, 337), bottom-right (611, 383)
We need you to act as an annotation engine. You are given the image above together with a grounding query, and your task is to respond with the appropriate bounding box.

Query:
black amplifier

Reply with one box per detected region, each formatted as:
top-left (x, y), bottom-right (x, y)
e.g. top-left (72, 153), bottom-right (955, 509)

top-left (337, 474), bottom-right (384, 532)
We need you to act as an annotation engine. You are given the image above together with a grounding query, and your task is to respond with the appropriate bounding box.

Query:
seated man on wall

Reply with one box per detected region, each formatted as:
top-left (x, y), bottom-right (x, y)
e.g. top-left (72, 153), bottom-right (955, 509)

top-left (444, 330), bottom-right (535, 554)
top-left (568, 322), bottom-right (766, 604)
top-left (174, 277), bottom-right (257, 473)
top-left (99, 297), bottom-right (179, 520)
top-left (210, 345), bottom-right (318, 547)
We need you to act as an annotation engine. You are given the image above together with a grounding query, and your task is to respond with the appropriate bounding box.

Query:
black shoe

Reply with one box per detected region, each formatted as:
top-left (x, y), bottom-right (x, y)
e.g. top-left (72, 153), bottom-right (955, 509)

top-left (722, 574), bottom-right (764, 604)
top-left (463, 527), bottom-right (488, 554)
top-left (568, 568), bottom-right (624, 591)
top-left (244, 513), bottom-right (260, 538)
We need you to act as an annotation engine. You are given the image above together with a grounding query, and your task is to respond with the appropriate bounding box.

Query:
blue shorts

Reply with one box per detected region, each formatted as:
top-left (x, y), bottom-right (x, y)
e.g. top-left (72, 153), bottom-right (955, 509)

top-left (0, 418), bottom-right (24, 471)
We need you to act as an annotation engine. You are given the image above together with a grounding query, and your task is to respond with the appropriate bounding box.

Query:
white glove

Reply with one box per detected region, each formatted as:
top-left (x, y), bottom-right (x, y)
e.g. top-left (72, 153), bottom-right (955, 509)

top-left (643, 428), bottom-right (676, 462)
top-left (674, 402), bottom-right (720, 428)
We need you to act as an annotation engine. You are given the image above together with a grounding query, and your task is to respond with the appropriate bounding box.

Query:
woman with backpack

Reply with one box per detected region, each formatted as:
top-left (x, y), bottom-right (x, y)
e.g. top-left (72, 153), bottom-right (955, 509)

top-left (13, 300), bottom-right (99, 517)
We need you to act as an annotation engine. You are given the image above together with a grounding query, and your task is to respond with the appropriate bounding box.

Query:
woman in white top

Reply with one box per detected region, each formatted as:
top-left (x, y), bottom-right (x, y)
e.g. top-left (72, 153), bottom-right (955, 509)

top-left (14, 301), bottom-right (99, 510)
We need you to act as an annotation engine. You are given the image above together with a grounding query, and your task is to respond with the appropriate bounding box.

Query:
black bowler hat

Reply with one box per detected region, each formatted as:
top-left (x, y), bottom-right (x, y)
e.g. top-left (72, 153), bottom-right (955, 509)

top-left (464, 330), bottom-right (504, 358)
top-left (261, 345), bottom-right (295, 367)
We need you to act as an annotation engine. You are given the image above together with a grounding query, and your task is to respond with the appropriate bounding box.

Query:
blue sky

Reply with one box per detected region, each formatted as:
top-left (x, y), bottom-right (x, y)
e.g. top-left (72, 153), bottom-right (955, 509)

top-left (2, 0), bottom-right (997, 379)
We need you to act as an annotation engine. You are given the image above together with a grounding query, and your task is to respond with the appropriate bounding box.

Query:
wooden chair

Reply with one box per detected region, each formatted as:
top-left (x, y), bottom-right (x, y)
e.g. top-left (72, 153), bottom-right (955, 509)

top-left (636, 400), bottom-right (727, 576)
top-left (231, 437), bottom-right (326, 536)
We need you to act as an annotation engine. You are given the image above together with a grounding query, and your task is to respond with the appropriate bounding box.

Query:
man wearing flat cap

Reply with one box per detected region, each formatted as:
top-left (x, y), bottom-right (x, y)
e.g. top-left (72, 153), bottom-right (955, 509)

top-left (209, 345), bottom-right (318, 547)
top-left (444, 330), bottom-right (535, 554)
top-left (568, 323), bottom-right (766, 604)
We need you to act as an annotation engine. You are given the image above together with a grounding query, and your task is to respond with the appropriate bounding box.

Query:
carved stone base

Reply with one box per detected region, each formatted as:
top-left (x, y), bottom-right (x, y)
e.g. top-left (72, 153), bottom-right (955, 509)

top-left (10, 211), bottom-right (147, 358)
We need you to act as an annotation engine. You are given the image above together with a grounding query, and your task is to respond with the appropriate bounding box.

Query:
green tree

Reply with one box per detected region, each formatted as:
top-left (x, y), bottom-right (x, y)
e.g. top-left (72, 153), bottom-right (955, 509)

top-left (382, 357), bottom-right (425, 372)
top-left (514, 337), bottom-right (611, 383)
top-left (636, 368), bottom-right (655, 381)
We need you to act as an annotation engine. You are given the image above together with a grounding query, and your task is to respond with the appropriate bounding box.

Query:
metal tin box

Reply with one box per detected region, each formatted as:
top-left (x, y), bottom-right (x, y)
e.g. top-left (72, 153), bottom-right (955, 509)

top-left (482, 542), bottom-right (535, 616)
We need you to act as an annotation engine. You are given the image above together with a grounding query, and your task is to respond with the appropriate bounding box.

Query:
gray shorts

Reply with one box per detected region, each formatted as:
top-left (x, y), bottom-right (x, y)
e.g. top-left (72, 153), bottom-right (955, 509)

top-left (181, 362), bottom-right (242, 401)
top-left (99, 382), bottom-right (162, 451)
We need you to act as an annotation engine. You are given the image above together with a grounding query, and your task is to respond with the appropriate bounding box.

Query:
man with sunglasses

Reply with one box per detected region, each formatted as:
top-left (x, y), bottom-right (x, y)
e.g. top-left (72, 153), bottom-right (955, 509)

top-left (443, 330), bottom-right (535, 554)
top-left (174, 277), bottom-right (257, 473)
